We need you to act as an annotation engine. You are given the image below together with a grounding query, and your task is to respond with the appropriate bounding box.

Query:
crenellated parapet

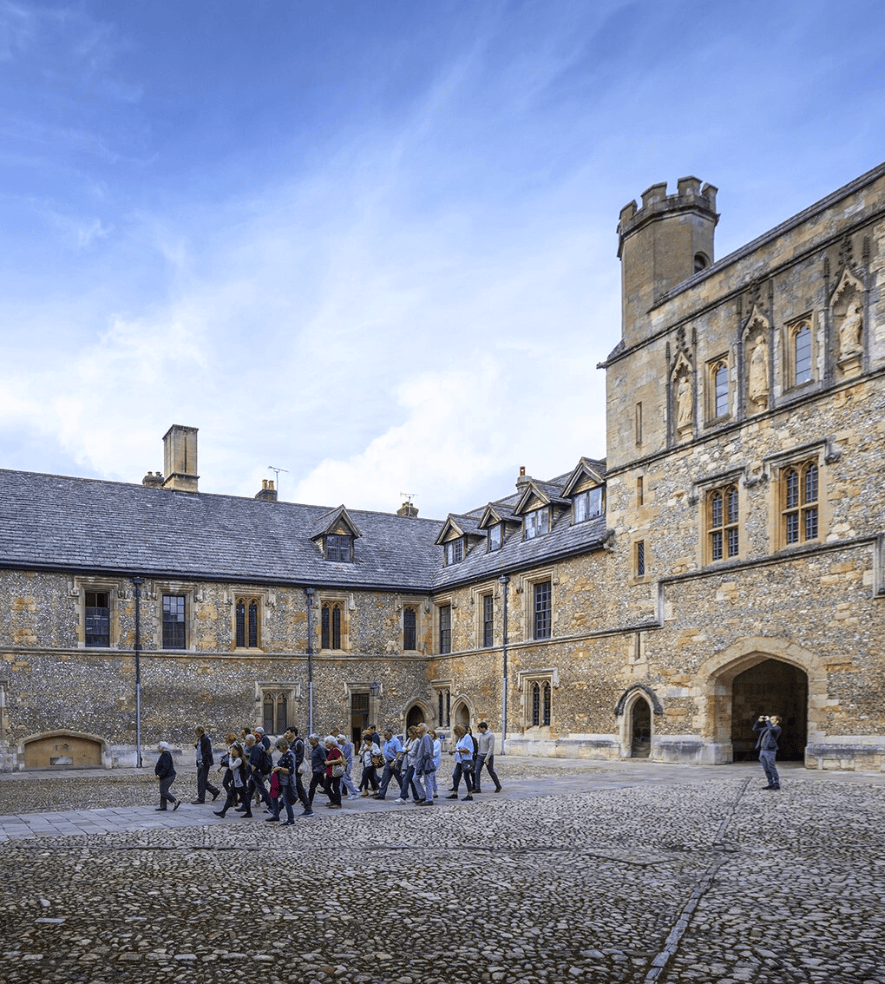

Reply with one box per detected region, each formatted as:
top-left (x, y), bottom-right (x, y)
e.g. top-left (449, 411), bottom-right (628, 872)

top-left (617, 176), bottom-right (718, 258)
top-left (617, 176), bottom-right (719, 350)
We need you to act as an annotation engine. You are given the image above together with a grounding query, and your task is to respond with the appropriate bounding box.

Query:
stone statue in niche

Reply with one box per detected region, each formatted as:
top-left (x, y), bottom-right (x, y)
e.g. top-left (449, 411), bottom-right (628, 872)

top-left (675, 373), bottom-right (693, 432)
top-left (839, 301), bottom-right (864, 359)
top-left (748, 336), bottom-right (769, 408)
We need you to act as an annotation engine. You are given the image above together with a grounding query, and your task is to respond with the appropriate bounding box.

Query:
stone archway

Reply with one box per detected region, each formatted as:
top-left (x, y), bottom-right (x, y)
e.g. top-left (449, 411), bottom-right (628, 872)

top-left (731, 660), bottom-right (808, 761)
top-left (697, 637), bottom-right (818, 765)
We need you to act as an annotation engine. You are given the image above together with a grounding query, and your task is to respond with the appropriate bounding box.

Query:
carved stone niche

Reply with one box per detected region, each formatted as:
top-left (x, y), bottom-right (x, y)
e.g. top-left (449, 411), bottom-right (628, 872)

top-left (672, 358), bottom-right (694, 437)
top-left (743, 304), bottom-right (771, 414)
top-left (831, 268), bottom-right (865, 378)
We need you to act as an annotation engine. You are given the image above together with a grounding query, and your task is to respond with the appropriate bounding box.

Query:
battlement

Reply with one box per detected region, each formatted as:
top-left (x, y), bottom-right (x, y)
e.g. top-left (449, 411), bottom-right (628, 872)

top-left (617, 177), bottom-right (718, 257)
top-left (617, 175), bottom-right (720, 348)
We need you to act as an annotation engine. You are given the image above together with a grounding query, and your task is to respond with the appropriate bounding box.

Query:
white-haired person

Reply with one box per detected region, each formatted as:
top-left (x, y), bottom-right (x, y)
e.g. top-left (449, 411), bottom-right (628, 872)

top-left (338, 733), bottom-right (360, 800)
top-left (154, 741), bottom-right (181, 812)
top-left (323, 735), bottom-right (345, 809)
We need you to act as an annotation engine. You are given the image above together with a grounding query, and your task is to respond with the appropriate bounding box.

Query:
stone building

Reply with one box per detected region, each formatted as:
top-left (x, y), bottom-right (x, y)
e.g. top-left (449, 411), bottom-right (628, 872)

top-left (1, 161), bottom-right (884, 771)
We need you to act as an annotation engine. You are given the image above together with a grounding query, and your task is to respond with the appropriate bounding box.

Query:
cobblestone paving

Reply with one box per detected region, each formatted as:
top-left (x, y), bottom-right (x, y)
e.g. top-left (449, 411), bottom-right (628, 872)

top-left (0, 766), bottom-right (883, 984)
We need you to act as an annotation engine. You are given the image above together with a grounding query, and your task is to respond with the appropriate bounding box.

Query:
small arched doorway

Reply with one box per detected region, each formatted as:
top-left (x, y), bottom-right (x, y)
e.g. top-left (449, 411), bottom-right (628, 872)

top-left (406, 704), bottom-right (426, 729)
top-left (630, 698), bottom-right (652, 758)
top-left (452, 701), bottom-right (470, 730)
top-left (731, 659), bottom-right (808, 761)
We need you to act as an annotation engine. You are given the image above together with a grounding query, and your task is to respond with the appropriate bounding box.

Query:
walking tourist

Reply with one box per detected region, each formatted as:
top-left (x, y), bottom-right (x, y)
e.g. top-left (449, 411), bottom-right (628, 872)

top-left (154, 741), bottom-right (181, 811)
top-left (474, 722), bottom-right (502, 793)
top-left (192, 726), bottom-right (220, 804)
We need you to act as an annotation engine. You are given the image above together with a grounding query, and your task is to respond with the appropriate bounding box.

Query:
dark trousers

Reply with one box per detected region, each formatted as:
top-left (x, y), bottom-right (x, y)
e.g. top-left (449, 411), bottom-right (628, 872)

top-left (197, 763), bottom-right (220, 803)
top-left (218, 783), bottom-right (250, 817)
top-left (308, 771), bottom-right (328, 805)
top-left (474, 754), bottom-right (500, 792)
top-left (377, 763), bottom-right (401, 798)
top-left (248, 773), bottom-right (272, 809)
top-left (760, 749), bottom-right (780, 787)
top-left (327, 775), bottom-right (342, 806)
top-left (360, 764), bottom-right (379, 792)
top-left (293, 770), bottom-right (310, 809)
top-left (452, 762), bottom-right (474, 794)
top-left (158, 775), bottom-right (176, 809)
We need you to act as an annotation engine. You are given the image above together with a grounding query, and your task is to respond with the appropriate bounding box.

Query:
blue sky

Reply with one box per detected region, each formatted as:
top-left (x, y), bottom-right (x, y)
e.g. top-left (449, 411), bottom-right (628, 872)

top-left (1, 0), bottom-right (883, 519)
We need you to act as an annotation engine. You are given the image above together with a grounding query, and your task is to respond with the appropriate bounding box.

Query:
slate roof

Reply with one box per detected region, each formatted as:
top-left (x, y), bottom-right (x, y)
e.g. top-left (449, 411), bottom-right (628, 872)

top-left (0, 460), bottom-right (610, 593)
top-left (0, 470), bottom-right (442, 592)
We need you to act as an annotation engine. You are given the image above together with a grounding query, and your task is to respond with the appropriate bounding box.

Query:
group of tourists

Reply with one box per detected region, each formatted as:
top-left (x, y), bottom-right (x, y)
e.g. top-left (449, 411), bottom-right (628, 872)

top-left (154, 721), bottom-right (502, 820)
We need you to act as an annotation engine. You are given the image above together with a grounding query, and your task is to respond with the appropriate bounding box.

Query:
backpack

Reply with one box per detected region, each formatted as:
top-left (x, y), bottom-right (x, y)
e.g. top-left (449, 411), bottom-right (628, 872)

top-left (261, 747), bottom-right (274, 776)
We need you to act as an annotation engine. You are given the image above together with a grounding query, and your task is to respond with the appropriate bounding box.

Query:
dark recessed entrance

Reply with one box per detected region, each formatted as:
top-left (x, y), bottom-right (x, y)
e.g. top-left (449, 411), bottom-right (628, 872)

top-left (406, 705), bottom-right (425, 729)
top-left (731, 659), bottom-right (808, 761)
top-left (631, 699), bottom-right (651, 758)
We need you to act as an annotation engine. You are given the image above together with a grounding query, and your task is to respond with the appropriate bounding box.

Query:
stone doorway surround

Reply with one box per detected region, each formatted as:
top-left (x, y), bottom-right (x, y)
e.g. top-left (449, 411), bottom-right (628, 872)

top-left (697, 636), bottom-right (823, 766)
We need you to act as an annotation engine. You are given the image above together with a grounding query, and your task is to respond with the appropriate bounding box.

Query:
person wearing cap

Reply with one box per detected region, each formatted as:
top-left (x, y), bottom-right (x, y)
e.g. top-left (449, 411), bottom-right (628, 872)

top-left (254, 727), bottom-right (271, 751)
top-left (374, 728), bottom-right (402, 800)
top-left (154, 741), bottom-right (181, 812)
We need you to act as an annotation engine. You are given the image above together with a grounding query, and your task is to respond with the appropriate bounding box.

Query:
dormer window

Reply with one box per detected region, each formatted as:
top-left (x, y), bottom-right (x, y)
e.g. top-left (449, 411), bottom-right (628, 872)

top-left (524, 508), bottom-right (550, 540)
top-left (573, 487), bottom-right (603, 524)
top-left (444, 537), bottom-right (464, 566)
top-left (488, 523), bottom-right (503, 552)
top-left (325, 534), bottom-right (353, 562)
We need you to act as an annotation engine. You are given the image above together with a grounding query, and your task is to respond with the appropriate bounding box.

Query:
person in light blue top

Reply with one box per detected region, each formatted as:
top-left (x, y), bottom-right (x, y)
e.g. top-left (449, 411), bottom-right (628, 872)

top-left (374, 728), bottom-right (403, 800)
top-left (447, 725), bottom-right (475, 801)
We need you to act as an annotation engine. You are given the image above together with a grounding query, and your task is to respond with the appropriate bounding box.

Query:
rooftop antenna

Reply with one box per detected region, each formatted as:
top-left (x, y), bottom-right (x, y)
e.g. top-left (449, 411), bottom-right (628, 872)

top-left (268, 465), bottom-right (289, 498)
top-left (400, 491), bottom-right (416, 505)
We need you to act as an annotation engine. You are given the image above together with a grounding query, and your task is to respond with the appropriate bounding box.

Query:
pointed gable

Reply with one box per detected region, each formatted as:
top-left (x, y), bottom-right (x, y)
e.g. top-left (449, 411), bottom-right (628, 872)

top-left (434, 513), bottom-right (485, 546)
top-left (310, 505), bottom-right (362, 542)
top-left (561, 457), bottom-right (607, 497)
top-left (512, 479), bottom-right (570, 516)
top-left (478, 502), bottom-right (521, 530)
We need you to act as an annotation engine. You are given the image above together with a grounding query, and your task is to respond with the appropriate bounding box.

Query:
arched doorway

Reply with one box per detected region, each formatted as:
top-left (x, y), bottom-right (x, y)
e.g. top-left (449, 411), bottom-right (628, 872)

top-left (452, 701), bottom-right (470, 730)
top-left (630, 698), bottom-right (651, 758)
top-left (406, 704), bottom-right (425, 729)
top-left (731, 659), bottom-right (808, 761)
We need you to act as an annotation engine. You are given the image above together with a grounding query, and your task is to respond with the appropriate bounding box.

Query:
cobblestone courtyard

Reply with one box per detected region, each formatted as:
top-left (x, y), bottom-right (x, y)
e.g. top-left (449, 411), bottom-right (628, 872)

top-left (0, 760), bottom-right (883, 984)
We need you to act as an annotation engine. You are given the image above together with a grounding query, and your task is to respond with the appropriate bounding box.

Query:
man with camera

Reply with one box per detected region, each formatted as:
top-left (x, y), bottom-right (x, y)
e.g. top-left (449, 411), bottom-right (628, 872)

top-left (752, 714), bottom-right (782, 790)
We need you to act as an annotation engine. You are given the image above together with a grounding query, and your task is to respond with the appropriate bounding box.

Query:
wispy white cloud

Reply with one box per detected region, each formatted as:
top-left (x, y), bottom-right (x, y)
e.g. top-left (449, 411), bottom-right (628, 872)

top-left (1, 0), bottom-right (883, 520)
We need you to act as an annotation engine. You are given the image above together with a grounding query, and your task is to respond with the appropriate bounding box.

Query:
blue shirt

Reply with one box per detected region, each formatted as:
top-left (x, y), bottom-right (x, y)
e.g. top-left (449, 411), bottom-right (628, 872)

top-left (383, 735), bottom-right (403, 763)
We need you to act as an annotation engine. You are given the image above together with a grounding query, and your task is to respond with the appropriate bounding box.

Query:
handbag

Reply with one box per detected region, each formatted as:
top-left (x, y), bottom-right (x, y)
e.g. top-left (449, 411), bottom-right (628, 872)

top-left (331, 758), bottom-right (345, 778)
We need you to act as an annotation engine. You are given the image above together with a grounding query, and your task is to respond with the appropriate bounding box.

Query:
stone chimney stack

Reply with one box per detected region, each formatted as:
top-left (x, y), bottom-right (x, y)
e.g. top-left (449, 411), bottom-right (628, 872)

top-left (161, 425), bottom-right (199, 493)
top-left (516, 466), bottom-right (531, 489)
top-left (142, 471), bottom-right (164, 488)
top-left (256, 479), bottom-right (278, 502)
top-left (397, 500), bottom-right (418, 518)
